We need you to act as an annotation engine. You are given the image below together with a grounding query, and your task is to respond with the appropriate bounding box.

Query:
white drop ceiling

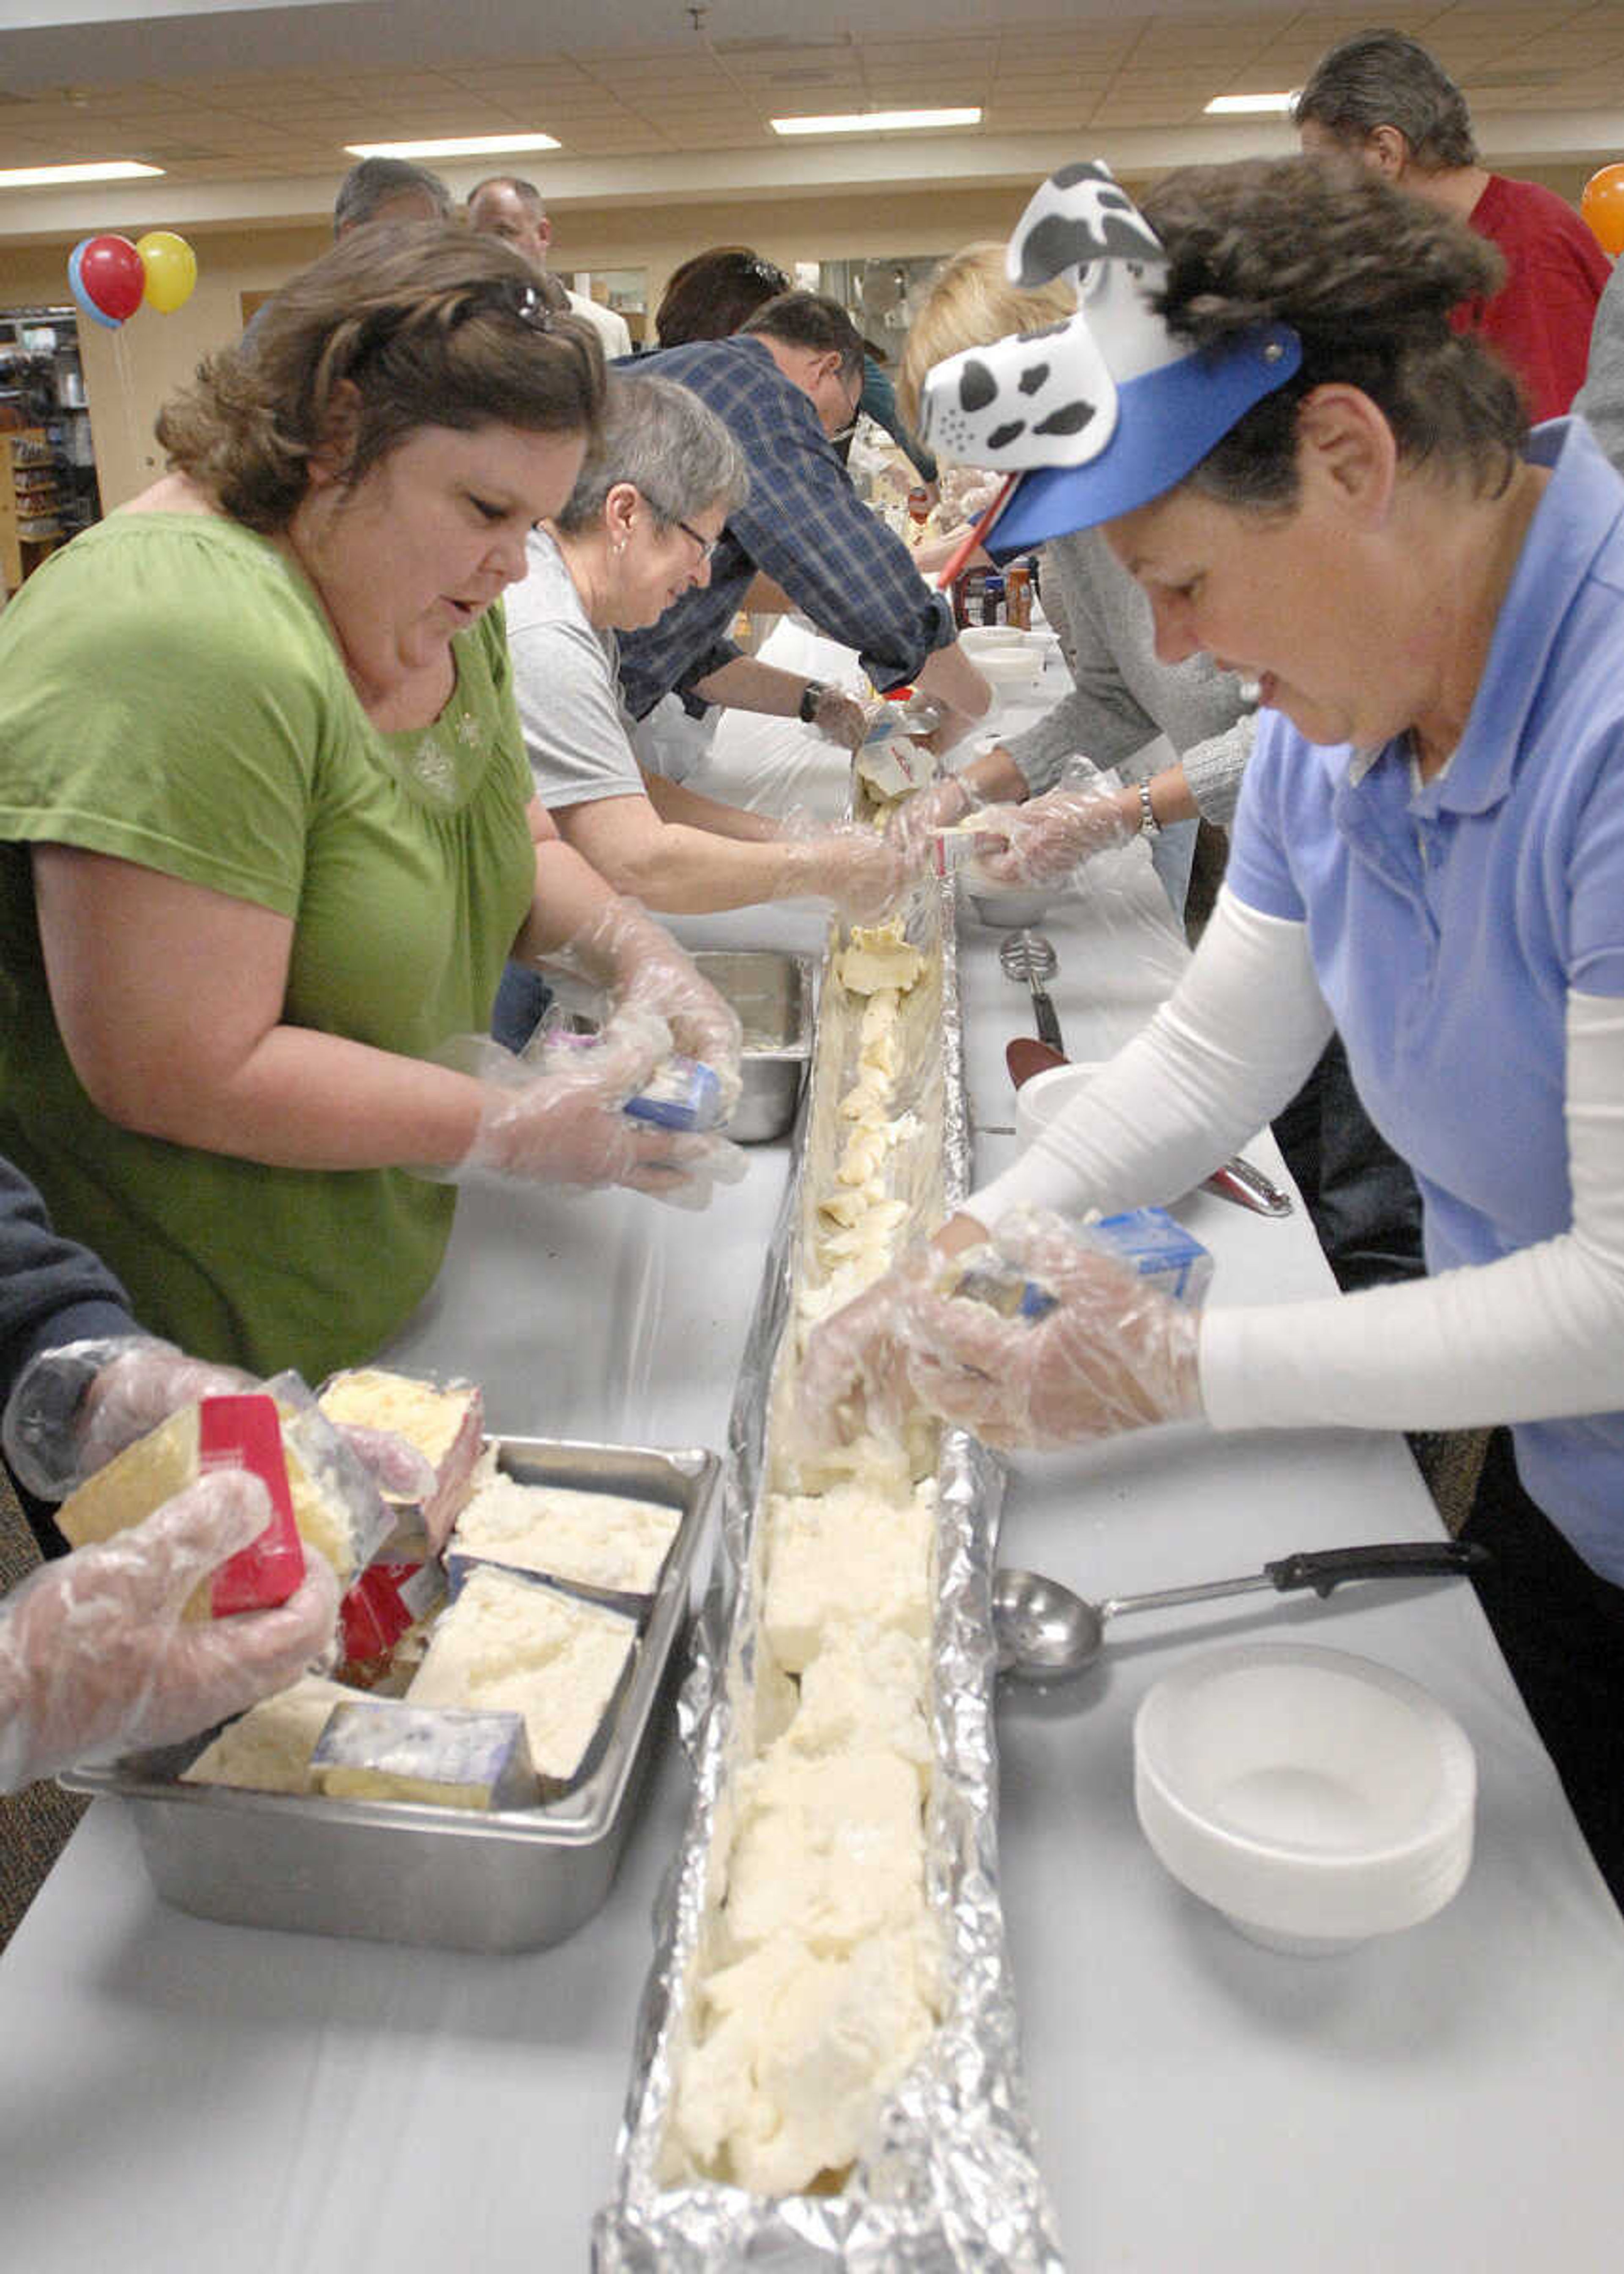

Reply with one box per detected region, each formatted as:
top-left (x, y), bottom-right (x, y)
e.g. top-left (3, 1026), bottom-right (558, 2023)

top-left (0, 0), bottom-right (1620, 241)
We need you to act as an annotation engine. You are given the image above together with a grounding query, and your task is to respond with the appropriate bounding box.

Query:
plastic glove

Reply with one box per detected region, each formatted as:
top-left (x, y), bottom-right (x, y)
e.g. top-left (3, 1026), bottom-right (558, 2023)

top-left (807, 686), bottom-right (869, 754)
top-left (328, 1425), bottom-right (438, 1505)
top-left (779, 818), bottom-right (920, 922)
top-left (968, 787), bottom-right (1135, 888)
top-left (452, 1029), bottom-right (747, 1210)
top-left (3, 1336), bottom-right (252, 1502)
top-left (0, 1469), bottom-right (341, 1791)
top-left (791, 1240), bottom-right (945, 1451)
top-left (4, 1337), bottom-right (443, 1509)
top-left (892, 1212), bottom-right (1203, 1451)
top-left (544, 897), bottom-right (743, 1119)
top-left (883, 770), bottom-right (980, 871)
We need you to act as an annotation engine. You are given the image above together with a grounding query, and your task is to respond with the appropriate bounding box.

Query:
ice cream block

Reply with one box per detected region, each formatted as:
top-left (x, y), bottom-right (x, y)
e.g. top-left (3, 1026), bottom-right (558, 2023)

top-left (57, 1388), bottom-right (379, 1617)
top-left (309, 1700), bottom-right (537, 1811)
top-left (667, 1925), bottom-right (944, 2196)
top-left (316, 1367), bottom-right (484, 1555)
top-left (762, 1479), bottom-right (935, 1674)
top-left (836, 924), bottom-right (924, 998)
top-left (721, 1750), bottom-right (927, 1960)
top-left (181, 1675), bottom-right (363, 1793)
top-left (406, 1564), bottom-right (637, 1796)
top-left (447, 1473), bottom-right (681, 1600)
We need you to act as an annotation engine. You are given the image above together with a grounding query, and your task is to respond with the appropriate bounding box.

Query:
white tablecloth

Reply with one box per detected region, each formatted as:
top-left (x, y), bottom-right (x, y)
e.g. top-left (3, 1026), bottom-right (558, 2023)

top-left (4, 642), bottom-right (1622, 2272)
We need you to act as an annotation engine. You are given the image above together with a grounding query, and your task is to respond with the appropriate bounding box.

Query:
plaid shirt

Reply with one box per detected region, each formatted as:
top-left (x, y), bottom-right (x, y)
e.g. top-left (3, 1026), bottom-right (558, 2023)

top-left (615, 336), bottom-right (955, 721)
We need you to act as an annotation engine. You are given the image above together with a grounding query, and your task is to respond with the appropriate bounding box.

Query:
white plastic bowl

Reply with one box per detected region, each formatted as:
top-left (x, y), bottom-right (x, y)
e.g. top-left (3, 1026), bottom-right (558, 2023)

top-left (1012, 1059), bottom-right (1103, 1147)
top-left (965, 881), bottom-right (1055, 928)
top-left (1134, 1643), bottom-right (1476, 1956)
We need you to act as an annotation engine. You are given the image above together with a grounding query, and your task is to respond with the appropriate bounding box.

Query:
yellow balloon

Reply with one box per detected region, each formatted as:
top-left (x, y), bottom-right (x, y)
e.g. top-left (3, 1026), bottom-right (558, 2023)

top-left (136, 230), bottom-right (198, 314)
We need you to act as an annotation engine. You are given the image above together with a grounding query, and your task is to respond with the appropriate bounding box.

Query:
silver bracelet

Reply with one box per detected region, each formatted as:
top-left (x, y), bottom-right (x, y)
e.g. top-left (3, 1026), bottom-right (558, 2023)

top-left (1138, 779), bottom-right (1161, 837)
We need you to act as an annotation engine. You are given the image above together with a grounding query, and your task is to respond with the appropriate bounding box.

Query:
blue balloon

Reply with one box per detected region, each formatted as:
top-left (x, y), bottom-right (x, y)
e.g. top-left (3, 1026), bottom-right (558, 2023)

top-left (67, 236), bottom-right (121, 329)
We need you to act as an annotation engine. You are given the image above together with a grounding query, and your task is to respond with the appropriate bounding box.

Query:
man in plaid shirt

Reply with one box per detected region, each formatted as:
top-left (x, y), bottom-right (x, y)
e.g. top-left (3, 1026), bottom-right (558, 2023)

top-left (615, 293), bottom-right (990, 745)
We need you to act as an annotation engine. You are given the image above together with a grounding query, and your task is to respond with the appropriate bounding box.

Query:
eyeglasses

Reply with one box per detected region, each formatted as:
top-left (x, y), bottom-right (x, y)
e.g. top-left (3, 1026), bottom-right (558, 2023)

top-left (673, 517), bottom-right (721, 563)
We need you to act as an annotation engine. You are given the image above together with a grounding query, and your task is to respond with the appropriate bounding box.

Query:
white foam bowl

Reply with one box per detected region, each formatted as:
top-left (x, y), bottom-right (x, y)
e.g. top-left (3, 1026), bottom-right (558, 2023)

top-left (1134, 1643), bottom-right (1476, 1956)
top-left (965, 880), bottom-right (1055, 928)
top-left (1012, 1059), bottom-right (1103, 1147)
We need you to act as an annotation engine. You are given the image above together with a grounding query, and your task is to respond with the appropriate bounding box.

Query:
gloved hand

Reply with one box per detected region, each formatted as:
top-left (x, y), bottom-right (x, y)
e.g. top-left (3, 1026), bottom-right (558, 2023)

top-left (453, 1029), bottom-right (747, 1211)
top-left (806, 685), bottom-right (869, 754)
top-left (883, 770), bottom-right (980, 871)
top-left (968, 786), bottom-right (1136, 888)
top-left (779, 818), bottom-right (920, 922)
top-left (3, 1336), bottom-right (442, 1508)
top-left (0, 1469), bottom-right (340, 1791)
top-left (3, 1336), bottom-right (251, 1502)
top-left (544, 896), bottom-right (743, 1119)
top-left (892, 1212), bottom-right (1203, 1450)
top-left (791, 1240), bottom-right (945, 1451)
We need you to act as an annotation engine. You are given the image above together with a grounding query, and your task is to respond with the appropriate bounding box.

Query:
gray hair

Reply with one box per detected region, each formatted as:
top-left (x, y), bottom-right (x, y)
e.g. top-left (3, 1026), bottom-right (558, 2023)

top-left (1294, 30), bottom-right (1479, 173)
top-left (332, 156), bottom-right (453, 236)
top-left (555, 370), bottom-right (749, 534)
top-left (468, 174), bottom-right (545, 218)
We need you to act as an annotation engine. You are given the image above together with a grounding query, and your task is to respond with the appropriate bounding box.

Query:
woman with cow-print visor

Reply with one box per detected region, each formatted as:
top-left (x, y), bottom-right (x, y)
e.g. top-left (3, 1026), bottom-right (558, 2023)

top-left (796, 156), bottom-right (1624, 1908)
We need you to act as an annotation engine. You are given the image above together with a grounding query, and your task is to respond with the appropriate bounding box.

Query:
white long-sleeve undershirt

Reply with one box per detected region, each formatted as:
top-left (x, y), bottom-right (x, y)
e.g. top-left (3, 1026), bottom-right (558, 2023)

top-left (969, 887), bottom-right (1624, 1436)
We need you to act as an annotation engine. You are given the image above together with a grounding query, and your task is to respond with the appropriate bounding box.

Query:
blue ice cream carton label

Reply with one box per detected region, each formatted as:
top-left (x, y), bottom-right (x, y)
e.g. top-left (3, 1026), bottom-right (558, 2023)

top-left (621, 1055), bottom-right (723, 1133)
top-left (1092, 1207), bottom-right (1213, 1305)
top-left (545, 1034), bottom-right (724, 1133)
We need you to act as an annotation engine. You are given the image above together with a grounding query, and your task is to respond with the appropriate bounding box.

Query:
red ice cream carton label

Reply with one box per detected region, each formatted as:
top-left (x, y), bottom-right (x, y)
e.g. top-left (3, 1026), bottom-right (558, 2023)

top-left (200, 1394), bottom-right (306, 1617)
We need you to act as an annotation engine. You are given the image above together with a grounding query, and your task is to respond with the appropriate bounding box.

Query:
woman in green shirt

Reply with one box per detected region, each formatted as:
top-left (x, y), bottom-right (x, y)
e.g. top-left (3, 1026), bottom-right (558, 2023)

top-left (0, 224), bottom-right (743, 1382)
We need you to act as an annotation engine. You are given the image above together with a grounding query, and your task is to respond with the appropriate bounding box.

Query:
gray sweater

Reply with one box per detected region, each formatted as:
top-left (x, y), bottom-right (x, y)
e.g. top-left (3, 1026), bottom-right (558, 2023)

top-left (1007, 527), bottom-right (1254, 825)
top-left (1575, 257), bottom-right (1624, 475)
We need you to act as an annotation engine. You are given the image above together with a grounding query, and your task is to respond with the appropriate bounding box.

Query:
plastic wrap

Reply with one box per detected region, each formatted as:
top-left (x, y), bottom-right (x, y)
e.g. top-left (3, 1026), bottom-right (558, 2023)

top-left (594, 874), bottom-right (1064, 2270)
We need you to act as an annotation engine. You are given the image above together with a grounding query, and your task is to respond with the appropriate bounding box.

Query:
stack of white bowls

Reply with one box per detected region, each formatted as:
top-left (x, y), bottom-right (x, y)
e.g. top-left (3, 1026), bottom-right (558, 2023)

top-left (1134, 1643), bottom-right (1477, 1956)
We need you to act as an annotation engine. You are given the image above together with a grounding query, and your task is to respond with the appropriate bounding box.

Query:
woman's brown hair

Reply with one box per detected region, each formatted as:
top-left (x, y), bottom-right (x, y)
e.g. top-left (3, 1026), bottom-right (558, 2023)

top-left (1144, 156), bottom-right (1525, 511)
top-left (157, 222), bottom-right (606, 531)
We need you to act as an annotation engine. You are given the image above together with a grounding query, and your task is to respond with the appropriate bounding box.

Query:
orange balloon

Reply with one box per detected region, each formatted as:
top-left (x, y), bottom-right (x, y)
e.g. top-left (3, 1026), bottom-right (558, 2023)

top-left (1581, 163), bottom-right (1624, 258)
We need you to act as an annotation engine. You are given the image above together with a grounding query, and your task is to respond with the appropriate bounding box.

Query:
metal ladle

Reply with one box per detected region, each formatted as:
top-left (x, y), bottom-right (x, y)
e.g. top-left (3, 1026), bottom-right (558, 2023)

top-left (997, 928), bottom-right (1063, 1051)
top-left (991, 1540), bottom-right (1489, 1682)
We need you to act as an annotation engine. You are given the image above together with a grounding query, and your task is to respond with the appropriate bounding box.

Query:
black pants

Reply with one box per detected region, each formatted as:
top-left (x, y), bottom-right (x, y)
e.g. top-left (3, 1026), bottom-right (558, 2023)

top-left (1463, 1429), bottom-right (1624, 1913)
top-left (1272, 1033), bottom-right (1426, 1293)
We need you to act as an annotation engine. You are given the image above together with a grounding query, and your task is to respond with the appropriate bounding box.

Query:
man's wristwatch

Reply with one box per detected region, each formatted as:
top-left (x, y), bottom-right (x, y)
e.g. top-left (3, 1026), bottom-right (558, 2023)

top-left (1138, 779), bottom-right (1161, 837)
top-left (798, 680), bottom-right (828, 724)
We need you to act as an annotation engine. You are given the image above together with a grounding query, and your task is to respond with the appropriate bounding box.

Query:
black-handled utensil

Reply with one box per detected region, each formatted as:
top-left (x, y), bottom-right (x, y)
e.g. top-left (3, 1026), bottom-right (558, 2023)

top-left (993, 1540), bottom-right (1490, 1681)
top-left (997, 928), bottom-right (1064, 1052)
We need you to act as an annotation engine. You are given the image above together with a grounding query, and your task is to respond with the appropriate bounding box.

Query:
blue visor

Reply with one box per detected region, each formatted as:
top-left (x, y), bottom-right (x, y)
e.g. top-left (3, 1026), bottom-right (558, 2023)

top-left (982, 320), bottom-right (1301, 561)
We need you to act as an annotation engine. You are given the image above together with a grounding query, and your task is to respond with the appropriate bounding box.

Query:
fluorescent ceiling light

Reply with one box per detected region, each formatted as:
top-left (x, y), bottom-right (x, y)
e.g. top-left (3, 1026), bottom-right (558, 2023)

top-left (771, 107), bottom-right (982, 136)
top-left (0, 159), bottom-right (165, 188)
top-left (1204, 92), bottom-right (1297, 115)
top-left (345, 133), bottom-right (561, 159)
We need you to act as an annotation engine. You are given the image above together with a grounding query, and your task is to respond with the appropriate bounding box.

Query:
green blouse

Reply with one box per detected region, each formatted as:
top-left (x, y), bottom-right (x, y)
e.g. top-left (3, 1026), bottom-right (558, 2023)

top-left (0, 512), bottom-right (537, 1380)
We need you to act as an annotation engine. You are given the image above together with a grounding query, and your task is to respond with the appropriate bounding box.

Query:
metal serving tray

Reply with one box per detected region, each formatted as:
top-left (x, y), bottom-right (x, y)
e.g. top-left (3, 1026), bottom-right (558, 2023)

top-left (61, 1437), bottom-right (721, 1955)
top-left (691, 949), bottom-right (814, 1144)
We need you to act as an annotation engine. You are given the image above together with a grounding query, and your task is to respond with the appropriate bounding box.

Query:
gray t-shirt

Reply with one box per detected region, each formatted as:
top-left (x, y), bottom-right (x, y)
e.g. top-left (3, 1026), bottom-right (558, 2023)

top-left (505, 530), bottom-right (642, 808)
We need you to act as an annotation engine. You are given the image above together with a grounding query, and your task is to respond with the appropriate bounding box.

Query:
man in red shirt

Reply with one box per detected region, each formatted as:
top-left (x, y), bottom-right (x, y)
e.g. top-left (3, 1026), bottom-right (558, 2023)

top-left (1295, 28), bottom-right (1610, 421)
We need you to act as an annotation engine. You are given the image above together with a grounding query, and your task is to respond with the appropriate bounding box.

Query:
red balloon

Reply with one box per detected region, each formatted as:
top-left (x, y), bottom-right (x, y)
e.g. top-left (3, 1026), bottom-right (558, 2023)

top-left (1581, 164), bottom-right (1624, 258)
top-left (77, 234), bottom-right (145, 324)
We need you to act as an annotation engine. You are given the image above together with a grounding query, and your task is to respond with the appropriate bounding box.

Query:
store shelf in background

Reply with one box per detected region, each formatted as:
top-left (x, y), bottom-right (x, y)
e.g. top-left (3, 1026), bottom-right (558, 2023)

top-left (0, 304), bottom-right (102, 595)
top-left (1, 429), bottom-right (63, 592)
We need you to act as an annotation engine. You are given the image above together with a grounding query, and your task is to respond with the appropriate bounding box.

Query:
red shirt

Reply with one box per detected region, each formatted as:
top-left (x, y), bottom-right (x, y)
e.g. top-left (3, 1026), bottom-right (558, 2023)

top-left (1456, 173), bottom-right (1612, 421)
